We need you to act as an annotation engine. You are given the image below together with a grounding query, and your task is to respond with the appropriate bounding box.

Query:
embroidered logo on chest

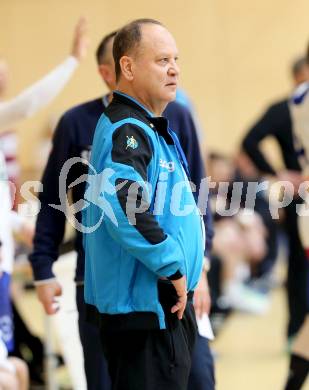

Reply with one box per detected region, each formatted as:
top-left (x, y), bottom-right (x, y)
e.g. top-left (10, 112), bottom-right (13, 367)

top-left (126, 136), bottom-right (138, 150)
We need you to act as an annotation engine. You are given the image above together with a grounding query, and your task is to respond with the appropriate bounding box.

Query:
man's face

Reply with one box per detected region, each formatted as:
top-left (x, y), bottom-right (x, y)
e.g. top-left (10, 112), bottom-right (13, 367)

top-left (131, 24), bottom-right (179, 106)
top-left (0, 59), bottom-right (9, 96)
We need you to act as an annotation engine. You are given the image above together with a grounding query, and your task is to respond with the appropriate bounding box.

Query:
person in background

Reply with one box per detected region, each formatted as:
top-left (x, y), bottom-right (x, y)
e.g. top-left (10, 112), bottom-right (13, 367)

top-left (0, 328), bottom-right (29, 390)
top-left (0, 16), bottom-right (88, 386)
top-left (284, 45), bottom-right (309, 390)
top-left (207, 152), bottom-right (270, 315)
top-left (242, 57), bottom-right (309, 338)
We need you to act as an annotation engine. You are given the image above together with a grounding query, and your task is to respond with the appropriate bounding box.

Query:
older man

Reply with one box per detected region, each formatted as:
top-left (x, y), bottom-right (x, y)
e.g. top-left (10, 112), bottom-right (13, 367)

top-left (83, 19), bottom-right (205, 390)
top-left (31, 24), bottom-right (214, 390)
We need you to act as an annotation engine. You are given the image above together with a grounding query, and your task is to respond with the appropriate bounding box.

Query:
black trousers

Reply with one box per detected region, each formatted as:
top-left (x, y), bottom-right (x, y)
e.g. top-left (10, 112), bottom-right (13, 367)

top-left (100, 295), bottom-right (197, 390)
top-left (79, 284), bottom-right (215, 390)
top-left (76, 285), bottom-right (111, 390)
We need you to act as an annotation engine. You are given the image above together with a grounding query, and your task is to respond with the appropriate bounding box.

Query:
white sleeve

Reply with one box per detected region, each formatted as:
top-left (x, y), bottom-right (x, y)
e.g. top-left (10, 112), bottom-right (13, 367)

top-left (9, 211), bottom-right (25, 233)
top-left (0, 152), bottom-right (15, 274)
top-left (0, 56), bottom-right (78, 132)
top-left (0, 339), bottom-right (15, 373)
top-left (0, 331), bottom-right (8, 364)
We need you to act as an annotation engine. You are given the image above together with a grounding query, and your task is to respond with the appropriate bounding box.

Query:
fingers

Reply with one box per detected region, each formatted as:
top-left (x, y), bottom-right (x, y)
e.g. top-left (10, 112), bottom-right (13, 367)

top-left (76, 16), bottom-right (87, 29)
top-left (72, 16), bottom-right (89, 61)
top-left (36, 283), bottom-right (62, 315)
top-left (177, 295), bottom-right (187, 320)
top-left (171, 294), bottom-right (187, 320)
top-left (54, 284), bottom-right (62, 296)
top-left (42, 297), bottom-right (59, 315)
top-left (194, 292), bottom-right (202, 319)
top-left (169, 276), bottom-right (187, 319)
top-left (41, 293), bottom-right (61, 315)
top-left (74, 17), bottom-right (88, 41)
top-left (194, 290), bottom-right (211, 319)
top-left (204, 294), bottom-right (211, 316)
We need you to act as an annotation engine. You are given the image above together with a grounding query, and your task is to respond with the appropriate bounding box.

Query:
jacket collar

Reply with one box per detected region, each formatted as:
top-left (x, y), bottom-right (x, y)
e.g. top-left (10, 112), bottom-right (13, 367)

top-left (112, 91), bottom-right (171, 141)
top-left (113, 91), bottom-right (154, 118)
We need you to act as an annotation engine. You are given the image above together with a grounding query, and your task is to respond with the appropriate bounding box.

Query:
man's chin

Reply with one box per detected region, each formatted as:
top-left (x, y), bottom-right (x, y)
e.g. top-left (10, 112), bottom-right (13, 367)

top-left (163, 89), bottom-right (177, 102)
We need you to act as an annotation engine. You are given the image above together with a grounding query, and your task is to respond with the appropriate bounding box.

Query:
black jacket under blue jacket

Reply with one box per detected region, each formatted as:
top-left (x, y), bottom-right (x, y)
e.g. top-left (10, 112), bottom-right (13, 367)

top-left (29, 96), bottom-right (213, 282)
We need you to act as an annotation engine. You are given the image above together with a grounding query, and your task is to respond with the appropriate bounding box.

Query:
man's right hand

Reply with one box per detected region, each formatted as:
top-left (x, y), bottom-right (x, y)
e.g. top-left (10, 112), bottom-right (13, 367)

top-left (170, 276), bottom-right (187, 320)
top-left (277, 170), bottom-right (303, 196)
top-left (71, 17), bottom-right (89, 62)
top-left (35, 280), bottom-right (62, 315)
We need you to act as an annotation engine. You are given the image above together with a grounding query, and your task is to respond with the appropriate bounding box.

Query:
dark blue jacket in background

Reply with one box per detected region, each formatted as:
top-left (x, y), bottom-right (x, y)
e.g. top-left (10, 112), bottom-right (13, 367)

top-left (29, 96), bottom-right (213, 282)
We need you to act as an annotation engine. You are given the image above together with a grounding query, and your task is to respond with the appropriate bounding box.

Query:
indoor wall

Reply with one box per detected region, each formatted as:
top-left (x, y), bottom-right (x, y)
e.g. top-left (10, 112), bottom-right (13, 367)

top-left (1, 0), bottom-right (308, 170)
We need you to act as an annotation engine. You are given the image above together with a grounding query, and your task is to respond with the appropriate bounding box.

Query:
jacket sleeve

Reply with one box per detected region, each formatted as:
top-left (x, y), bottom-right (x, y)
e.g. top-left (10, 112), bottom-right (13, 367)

top-left (174, 108), bottom-right (214, 257)
top-left (85, 122), bottom-right (185, 279)
top-left (242, 105), bottom-right (284, 175)
top-left (29, 114), bottom-right (75, 281)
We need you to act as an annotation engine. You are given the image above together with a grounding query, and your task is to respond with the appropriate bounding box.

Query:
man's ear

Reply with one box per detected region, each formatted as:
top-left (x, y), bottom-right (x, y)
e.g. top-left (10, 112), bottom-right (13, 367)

top-left (98, 64), bottom-right (110, 82)
top-left (119, 56), bottom-right (134, 81)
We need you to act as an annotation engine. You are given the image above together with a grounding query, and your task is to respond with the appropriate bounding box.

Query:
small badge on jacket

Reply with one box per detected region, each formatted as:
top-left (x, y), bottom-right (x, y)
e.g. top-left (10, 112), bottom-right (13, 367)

top-left (126, 136), bottom-right (139, 150)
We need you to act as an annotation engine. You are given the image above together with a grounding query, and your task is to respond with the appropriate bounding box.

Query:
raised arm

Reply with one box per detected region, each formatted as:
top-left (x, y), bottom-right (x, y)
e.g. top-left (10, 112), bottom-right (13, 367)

top-left (0, 17), bottom-right (88, 132)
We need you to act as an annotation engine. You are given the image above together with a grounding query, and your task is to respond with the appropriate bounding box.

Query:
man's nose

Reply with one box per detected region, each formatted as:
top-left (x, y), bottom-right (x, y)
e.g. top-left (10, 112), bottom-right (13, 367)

top-left (168, 60), bottom-right (180, 77)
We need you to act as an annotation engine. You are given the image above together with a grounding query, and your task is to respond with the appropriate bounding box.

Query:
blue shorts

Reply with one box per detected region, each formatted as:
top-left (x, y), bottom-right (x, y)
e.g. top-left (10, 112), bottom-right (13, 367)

top-left (0, 272), bottom-right (14, 352)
